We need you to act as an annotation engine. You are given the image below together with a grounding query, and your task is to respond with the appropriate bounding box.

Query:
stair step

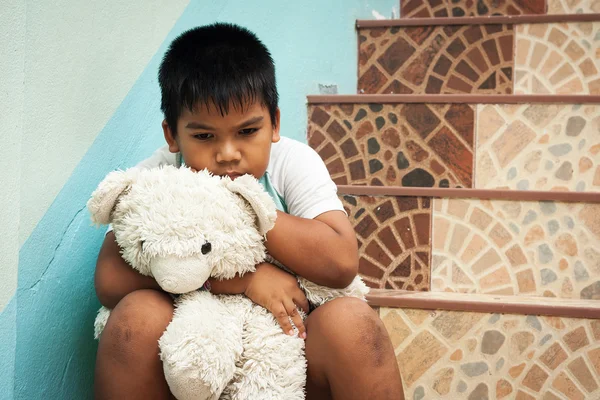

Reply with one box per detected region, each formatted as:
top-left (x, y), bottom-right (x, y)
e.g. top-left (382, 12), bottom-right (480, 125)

top-left (375, 292), bottom-right (600, 399)
top-left (356, 14), bottom-right (600, 95)
top-left (368, 289), bottom-right (600, 318)
top-left (400, 0), bottom-right (598, 18)
top-left (340, 189), bottom-right (600, 299)
top-left (401, 0), bottom-right (547, 18)
top-left (307, 96), bottom-right (600, 192)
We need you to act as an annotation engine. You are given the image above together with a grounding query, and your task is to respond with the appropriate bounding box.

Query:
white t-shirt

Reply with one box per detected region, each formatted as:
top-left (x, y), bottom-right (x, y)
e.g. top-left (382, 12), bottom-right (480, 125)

top-left (133, 136), bottom-right (344, 219)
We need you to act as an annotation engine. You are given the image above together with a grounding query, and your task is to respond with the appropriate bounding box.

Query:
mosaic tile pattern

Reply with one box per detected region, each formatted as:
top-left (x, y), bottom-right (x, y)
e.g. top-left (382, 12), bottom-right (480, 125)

top-left (475, 103), bottom-right (600, 192)
top-left (340, 195), bottom-right (431, 290)
top-left (431, 198), bottom-right (600, 299)
top-left (307, 104), bottom-right (475, 188)
top-left (401, 0), bottom-right (546, 18)
top-left (358, 25), bottom-right (514, 94)
top-left (515, 22), bottom-right (600, 94)
top-left (548, 0), bottom-right (600, 14)
top-left (381, 307), bottom-right (600, 399)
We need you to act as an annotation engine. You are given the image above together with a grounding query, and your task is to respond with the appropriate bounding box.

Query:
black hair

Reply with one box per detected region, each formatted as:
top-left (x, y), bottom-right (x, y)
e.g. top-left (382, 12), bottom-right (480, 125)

top-left (158, 23), bottom-right (279, 134)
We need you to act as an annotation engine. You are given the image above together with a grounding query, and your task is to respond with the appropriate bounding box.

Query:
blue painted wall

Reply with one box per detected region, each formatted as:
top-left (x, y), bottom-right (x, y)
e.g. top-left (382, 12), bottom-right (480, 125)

top-left (9, 0), bottom-right (396, 398)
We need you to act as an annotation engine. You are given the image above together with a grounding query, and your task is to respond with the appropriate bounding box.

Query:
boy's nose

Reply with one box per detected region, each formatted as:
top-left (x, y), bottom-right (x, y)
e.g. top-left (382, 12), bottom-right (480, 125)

top-left (216, 143), bottom-right (242, 163)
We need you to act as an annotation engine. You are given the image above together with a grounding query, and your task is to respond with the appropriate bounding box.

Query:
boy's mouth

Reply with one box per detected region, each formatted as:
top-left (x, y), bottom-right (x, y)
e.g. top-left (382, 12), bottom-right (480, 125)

top-left (224, 172), bottom-right (242, 180)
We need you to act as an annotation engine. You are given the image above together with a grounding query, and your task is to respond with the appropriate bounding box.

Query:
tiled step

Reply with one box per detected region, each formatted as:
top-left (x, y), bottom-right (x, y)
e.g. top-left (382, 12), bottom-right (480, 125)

top-left (369, 290), bottom-right (600, 399)
top-left (401, 0), bottom-right (547, 18)
top-left (400, 0), bottom-right (600, 18)
top-left (356, 14), bottom-right (600, 95)
top-left (307, 95), bottom-right (600, 192)
top-left (339, 187), bottom-right (600, 299)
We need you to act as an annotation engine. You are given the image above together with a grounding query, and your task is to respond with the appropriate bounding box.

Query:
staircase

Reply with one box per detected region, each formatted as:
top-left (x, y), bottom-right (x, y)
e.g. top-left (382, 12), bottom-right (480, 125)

top-left (306, 2), bottom-right (600, 399)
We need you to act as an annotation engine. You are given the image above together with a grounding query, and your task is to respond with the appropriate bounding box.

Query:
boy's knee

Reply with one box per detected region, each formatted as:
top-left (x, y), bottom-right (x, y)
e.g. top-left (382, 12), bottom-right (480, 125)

top-left (309, 298), bottom-right (389, 359)
top-left (101, 290), bottom-right (174, 361)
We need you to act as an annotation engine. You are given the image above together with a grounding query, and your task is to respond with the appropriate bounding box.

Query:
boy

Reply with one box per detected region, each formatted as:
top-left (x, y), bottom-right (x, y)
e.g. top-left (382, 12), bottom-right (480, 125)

top-left (94, 23), bottom-right (404, 400)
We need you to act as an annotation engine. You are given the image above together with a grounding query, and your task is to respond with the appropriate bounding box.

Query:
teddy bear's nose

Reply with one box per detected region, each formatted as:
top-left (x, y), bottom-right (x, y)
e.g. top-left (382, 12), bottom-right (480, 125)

top-left (201, 242), bottom-right (212, 255)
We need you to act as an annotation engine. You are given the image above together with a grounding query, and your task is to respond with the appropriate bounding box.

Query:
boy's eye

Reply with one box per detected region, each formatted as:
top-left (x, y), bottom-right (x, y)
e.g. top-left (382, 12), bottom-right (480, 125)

top-left (194, 133), bottom-right (214, 141)
top-left (239, 128), bottom-right (257, 136)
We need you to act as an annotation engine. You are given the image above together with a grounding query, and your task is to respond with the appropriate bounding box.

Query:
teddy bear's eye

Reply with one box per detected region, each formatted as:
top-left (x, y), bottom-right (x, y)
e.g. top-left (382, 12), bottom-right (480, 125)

top-left (201, 242), bottom-right (212, 255)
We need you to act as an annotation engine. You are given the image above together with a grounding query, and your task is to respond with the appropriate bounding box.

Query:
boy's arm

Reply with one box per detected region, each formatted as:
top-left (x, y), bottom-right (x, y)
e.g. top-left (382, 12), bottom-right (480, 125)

top-left (95, 232), bottom-right (162, 308)
top-left (265, 210), bottom-right (358, 288)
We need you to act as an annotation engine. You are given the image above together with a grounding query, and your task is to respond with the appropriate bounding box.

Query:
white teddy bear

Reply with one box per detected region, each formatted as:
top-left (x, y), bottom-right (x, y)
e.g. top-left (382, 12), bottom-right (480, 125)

top-left (88, 165), bottom-right (369, 400)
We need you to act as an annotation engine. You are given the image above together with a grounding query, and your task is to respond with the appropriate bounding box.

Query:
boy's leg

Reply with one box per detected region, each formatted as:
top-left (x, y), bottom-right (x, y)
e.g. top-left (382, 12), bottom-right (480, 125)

top-left (304, 297), bottom-right (404, 400)
top-left (95, 289), bottom-right (175, 400)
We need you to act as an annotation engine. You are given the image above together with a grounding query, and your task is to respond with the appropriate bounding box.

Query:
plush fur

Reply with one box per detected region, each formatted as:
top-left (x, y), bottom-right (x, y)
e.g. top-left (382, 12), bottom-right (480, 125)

top-left (88, 165), bottom-right (369, 400)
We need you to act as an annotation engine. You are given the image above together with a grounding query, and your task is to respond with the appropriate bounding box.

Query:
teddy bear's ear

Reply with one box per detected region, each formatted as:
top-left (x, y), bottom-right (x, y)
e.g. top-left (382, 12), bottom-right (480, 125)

top-left (87, 169), bottom-right (138, 225)
top-left (224, 175), bottom-right (277, 235)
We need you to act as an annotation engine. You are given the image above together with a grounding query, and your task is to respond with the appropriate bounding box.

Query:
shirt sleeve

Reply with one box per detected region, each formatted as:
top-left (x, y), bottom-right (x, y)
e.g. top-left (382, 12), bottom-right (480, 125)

top-left (134, 145), bottom-right (178, 169)
top-left (275, 139), bottom-right (345, 220)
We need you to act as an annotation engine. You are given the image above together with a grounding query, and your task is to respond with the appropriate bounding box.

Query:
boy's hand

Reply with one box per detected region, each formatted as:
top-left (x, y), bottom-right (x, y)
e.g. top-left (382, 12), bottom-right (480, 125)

top-left (244, 263), bottom-right (309, 339)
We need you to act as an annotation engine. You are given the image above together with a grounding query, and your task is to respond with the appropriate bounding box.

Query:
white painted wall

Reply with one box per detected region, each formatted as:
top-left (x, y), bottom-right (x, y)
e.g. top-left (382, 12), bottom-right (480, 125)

top-left (0, 0), bottom-right (25, 313)
top-left (18, 0), bottom-right (190, 246)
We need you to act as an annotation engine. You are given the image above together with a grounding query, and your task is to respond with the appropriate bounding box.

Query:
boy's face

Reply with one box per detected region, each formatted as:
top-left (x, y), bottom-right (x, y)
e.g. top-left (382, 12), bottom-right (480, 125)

top-left (163, 101), bottom-right (280, 180)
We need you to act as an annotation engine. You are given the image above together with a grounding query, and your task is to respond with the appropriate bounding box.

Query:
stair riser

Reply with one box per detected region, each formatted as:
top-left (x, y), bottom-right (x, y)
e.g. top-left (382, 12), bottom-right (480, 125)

top-left (400, 0), bottom-right (599, 18)
top-left (401, 0), bottom-right (547, 18)
top-left (308, 103), bottom-right (600, 192)
top-left (341, 193), bottom-right (600, 299)
top-left (380, 306), bottom-right (600, 399)
top-left (358, 21), bottom-right (600, 95)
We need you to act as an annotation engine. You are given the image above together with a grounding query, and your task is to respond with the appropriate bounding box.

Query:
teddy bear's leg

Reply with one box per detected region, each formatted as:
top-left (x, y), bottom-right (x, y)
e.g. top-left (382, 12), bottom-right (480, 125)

top-left (159, 291), bottom-right (244, 400)
top-left (223, 300), bottom-right (306, 400)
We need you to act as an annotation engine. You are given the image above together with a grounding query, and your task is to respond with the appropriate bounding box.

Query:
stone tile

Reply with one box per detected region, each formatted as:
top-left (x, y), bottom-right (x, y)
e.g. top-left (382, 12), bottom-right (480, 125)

top-left (380, 309), bottom-right (600, 399)
top-left (542, 392), bottom-right (563, 400)
top-left (552, 371), bottom-right (585, 400)
top-left (382, 310), bottom-right (412, 347)
top-left (432, 367), bottom-right (453, 395)
top-left (563, 326), bottom-right (589, 352)
top-left (496, 379), bottom-right (513, 399)
top-left (431, 199), bottom-right (600, 298)
top-left (515, 391), bottom-right (536, 400)
top-left (515, 23), bottom-right (600, 94)
top-left (397, 331), bottom-right (448, 386)
top-left (548, 0), bottom-right (600, 14)
top-left (568, 357), bottom-right (599, 392)
top-left (522, 364), bottom-right (549, 392)
top-left (431, 311), bottom-right (483, 342)
top-left (358, 25), bottom-right (513, 94)
top-left (308, 104), bottom-right (475, 188)
top-left (539, 342), bottom-right (568, 370)
top-left (341, 195), bottom-right (430, 290)
top-left (401, 0), bottom-right (546, 17)
top-left (468, 383), bottom-right (489, 399)
top-left (475, 104), bottom-right (600, 192)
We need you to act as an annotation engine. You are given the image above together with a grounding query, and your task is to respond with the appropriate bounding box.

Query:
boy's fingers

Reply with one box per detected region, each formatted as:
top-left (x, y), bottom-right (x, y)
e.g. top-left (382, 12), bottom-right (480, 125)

top-left (273, 304), bottom-right (294, 335)
top-left (293, 290), bottom-right (310, 314)
top-left (284, 299), bottom-right (306, 339)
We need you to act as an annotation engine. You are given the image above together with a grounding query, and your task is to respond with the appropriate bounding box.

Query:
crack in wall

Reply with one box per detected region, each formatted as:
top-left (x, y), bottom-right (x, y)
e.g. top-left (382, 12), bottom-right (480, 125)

top-left (26, 205), bottom-right (86, 291)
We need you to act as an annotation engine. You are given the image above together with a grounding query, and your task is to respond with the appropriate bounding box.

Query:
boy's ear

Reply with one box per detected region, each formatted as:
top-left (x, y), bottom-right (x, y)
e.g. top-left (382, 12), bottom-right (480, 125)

top-left (224, 175), bottom-right (277, 235)
top-left (162, 120), bottom-right (180, 153)
top-left (87, 169), bottom-right (138, 225)
top-left (271, 108), bottom-right (281, 143)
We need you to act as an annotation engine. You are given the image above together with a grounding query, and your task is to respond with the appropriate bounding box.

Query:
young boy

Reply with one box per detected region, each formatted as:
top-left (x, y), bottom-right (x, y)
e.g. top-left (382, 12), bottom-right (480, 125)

top-left (94, 23), bottom-right (404, 400)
